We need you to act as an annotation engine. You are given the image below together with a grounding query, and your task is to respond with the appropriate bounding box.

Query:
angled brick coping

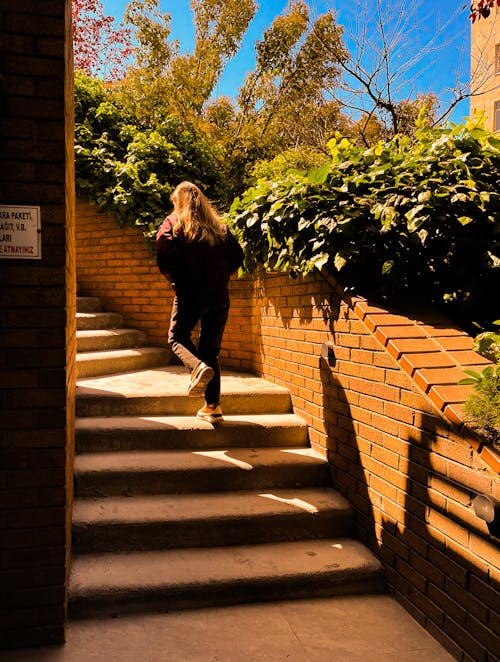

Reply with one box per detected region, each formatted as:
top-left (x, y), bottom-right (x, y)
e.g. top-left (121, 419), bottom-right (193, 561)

top-left (352, 298), bottom-right (498, 473)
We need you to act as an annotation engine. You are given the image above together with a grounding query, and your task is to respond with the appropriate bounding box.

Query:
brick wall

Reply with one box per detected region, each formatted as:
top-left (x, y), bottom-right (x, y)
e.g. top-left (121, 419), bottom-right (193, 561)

top-left (75, 203), bottom-right (499, 661)
top-left (248, 271), bottom-right (499, 662)
top-left (0, 0), bottom-right (75, 648)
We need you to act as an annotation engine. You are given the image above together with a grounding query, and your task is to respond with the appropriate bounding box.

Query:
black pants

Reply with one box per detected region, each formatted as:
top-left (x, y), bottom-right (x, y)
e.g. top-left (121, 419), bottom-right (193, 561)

top-left (168, 292), bottom-right (230, 405)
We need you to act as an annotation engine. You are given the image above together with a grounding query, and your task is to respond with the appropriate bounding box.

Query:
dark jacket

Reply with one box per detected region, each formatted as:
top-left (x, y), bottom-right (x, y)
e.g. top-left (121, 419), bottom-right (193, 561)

top-left (155, 214), bottom-right (244, 295)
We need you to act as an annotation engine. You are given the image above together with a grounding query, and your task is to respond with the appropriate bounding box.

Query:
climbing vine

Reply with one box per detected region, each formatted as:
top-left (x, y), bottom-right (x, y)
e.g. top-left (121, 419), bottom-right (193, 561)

top-left (229, 115), bottom-right (500, 330)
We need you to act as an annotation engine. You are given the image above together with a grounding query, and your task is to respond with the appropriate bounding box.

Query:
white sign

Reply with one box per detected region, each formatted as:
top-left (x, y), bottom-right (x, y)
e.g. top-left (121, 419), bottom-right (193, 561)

top-left (0, 205), bottom-right (41, 259)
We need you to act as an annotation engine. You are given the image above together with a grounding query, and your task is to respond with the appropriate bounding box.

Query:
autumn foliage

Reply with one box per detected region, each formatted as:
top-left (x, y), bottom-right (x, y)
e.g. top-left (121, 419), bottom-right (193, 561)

top-left (468, 0), bottom-right (500, 21)
top-left (72, 0), bottom-right (132, 80)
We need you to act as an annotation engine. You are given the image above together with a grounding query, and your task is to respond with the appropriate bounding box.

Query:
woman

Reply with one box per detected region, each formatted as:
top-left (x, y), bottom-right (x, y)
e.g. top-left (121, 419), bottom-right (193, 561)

top-left (156, 181), bottom-right (244, 423)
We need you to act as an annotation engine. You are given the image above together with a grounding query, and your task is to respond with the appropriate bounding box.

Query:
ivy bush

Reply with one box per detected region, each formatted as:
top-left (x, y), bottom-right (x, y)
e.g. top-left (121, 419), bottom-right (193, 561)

top-left (229, 115), bottom-right (500, 331)
top-left (74, 72), bottom-right (224, 242)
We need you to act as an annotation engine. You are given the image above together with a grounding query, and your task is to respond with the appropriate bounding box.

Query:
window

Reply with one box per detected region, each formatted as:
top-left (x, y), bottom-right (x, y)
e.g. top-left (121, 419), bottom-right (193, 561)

top-left (495, 100), bottom-right (500, 131)
top-left (496, 44), bottom-right (500, 73)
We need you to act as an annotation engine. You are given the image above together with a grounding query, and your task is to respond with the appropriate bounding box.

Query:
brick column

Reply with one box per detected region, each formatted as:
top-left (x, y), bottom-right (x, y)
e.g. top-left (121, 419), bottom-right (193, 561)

top-left (0, 0), bottom-right (75, 648)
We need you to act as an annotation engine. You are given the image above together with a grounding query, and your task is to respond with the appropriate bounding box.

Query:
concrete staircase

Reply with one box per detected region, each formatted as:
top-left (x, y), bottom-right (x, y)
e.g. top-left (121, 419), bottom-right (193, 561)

top-left (70, 295), bottom-right (385, 619)
top-left (76, 296), bottom-right (171, 378)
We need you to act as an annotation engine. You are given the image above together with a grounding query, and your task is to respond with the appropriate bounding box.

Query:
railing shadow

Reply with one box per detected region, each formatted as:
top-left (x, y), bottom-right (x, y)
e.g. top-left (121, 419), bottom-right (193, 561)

top-left (319, 357), bottom-right (496, 658)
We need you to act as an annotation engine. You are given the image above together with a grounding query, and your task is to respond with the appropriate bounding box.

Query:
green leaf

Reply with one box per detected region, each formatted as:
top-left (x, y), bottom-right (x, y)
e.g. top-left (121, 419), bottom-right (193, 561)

top-left (307, 162), bottom-right (330, 184)
top-left (310, 253), bottom-right (329, 270)
top-left (334, 252), bottom-right (347, 271)
top-left (382, 260), bottom-right (394, 276)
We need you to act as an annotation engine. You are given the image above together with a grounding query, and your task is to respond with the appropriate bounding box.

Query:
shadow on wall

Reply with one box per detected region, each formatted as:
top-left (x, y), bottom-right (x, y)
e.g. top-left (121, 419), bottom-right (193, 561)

top-left (251, 272), bottom-right (342, 330)
top-left (320, 359), bottom-right (497, 658)
top-left (383, 411), bottom-right (497, 658)
top-left (319, 361), bottom-right (377, 549)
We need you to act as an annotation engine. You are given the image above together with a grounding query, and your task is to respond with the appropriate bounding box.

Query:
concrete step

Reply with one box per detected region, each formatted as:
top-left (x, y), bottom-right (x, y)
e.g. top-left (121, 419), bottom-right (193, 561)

top-left (76, 367), bottom-right (292, 417)
top-left (77, 296), bottom-right (101, 313)
top-left (75, 413), bottom-right (309, 452)
top-left (74, 447), bottom-right (330, 497)
top-left (76, 347), bottom-right (171, 379)
top-left (69, 538), bottom-right (385, 618)
top-left (72, 487), bottom-right (353, 553)
top-left (77, 311), bottom-right (123, 331)
top-left (77, 328), bottom-right (147, 353)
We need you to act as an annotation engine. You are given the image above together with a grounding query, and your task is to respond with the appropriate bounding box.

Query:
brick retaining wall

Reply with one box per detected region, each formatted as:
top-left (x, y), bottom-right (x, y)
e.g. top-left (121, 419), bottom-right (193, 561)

top-left (76, 201), bottom-right (499, 661)
top-left (248, 271), bottom-right (499, 661)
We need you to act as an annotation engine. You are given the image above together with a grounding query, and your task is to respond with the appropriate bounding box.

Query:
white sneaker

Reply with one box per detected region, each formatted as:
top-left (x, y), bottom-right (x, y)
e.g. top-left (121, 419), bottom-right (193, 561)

top-left (197, 404), bottom-right (223, 423)
top-left (187, 362), bottom-right (214, 397)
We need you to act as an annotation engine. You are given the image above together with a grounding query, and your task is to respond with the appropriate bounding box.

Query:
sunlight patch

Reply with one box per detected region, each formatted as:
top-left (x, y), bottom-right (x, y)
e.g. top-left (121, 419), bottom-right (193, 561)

top-left (259, 494), bottom-right (319, 514)
top-left (281, 448), bottom-right (322, 459)
top-left (194, 450), bottom-right (253, 470)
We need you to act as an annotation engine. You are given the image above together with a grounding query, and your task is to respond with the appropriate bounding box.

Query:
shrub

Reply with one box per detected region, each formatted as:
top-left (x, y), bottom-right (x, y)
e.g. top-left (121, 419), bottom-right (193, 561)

top-left (74, 72), bottom-right (224, 242)
top-left (229, 115), bottom-right (500, 331)
top-left (472, 321), bottom-right (500, 364)
top-left (460, 365), bottom-right (500, 451)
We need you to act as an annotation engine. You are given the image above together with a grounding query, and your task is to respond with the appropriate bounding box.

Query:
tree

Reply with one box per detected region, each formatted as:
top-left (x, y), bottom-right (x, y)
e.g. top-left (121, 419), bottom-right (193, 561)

top-left (74, 72), bottom-right (224, 236)
top-left (115, 0), bottom-right (257, 126)
top-left (106, 0), bottom-right (349, 196)
top-left (308, 0), bottom-right (493, 141)
top-left (235, 3), bottom-right (347, 149)
top-left (72, 0), bottom-right (132, 81)
top-left (215, 1), bottom-right (348, 192)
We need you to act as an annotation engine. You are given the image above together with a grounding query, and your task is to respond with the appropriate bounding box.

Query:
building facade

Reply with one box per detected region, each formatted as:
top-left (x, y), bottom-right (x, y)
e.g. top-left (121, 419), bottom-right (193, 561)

top-left (470, 4), bottom-right (500, 130)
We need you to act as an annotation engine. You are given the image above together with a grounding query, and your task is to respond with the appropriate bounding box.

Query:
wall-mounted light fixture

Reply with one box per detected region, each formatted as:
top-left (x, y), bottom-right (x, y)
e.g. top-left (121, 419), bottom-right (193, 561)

top-left (320, 342), bottom-right (336, 366)
top-left (473, 494), bottom-right (500, 538)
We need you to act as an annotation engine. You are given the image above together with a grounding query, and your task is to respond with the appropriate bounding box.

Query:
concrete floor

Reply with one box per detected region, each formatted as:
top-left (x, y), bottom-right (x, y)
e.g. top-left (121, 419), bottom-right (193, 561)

top-left (2, 595), bottom-right (455, 662)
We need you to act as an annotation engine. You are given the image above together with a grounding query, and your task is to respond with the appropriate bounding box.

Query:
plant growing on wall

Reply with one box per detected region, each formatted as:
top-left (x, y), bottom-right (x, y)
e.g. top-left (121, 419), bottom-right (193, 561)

top-left (229, 113), bottom-right (500, 331)
top-left (459, 365), bottom-right (500, 451)
top-left (458, 321), bottom-right (500, 450)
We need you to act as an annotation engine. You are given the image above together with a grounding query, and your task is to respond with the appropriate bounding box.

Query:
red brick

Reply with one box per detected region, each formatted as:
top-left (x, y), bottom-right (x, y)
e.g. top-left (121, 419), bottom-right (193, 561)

top-left (375, 325), bottom-right (428, 347)
top-left (445, 577), bottom-right (490, 624)
top-left (446, 461), bottom-right (493, 495)
top-left (447, 350), bottom-right (491, 367)
top-left (394, 556), bottom-right (427, 592)
top-left (436, 335), bottom-right (474, 351)
top-left (479, 446), bottom-right (500, 474)
top-left (414, 366), bottom-right (466, 394)
top-left (387, 337), bottom-right (441, 360)
top-left (427, 546), bottom-right (468, 586)
top-left (427, 509), bottom-right (470, 547)
top-left (443, 615), bottom-right (488, 661)
top-left (426, 620), bottom-right (467, 660)
top-left (428, 383), bottom-right (474, 411)
top-left (363, 312), bottom-right (414, 332)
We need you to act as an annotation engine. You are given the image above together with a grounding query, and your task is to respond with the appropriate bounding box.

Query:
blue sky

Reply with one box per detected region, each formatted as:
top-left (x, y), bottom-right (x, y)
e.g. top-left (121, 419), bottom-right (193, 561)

top-left (102, 0), bottom-right (472, 123)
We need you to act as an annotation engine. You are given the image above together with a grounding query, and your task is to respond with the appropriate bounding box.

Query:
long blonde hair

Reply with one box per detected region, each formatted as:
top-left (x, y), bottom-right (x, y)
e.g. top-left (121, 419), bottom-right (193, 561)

top-left (171, 181), bottom-right (226, 246)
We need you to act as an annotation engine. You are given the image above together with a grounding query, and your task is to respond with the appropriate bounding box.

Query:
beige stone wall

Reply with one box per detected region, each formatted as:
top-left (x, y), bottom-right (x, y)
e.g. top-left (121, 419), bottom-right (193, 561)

top-left (470, 8), bottom-right (500, 130)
